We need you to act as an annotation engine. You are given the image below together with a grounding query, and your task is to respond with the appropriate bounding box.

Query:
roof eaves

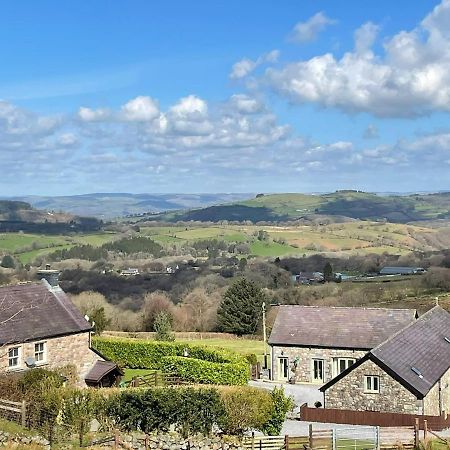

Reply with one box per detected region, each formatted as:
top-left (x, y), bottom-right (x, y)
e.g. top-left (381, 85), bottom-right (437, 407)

top-left (320, 354), bottom-right (370, 392)
top-left (0, 329), bottom-right (92, 347)
top-left (269, 342), bottom-right (372, 351)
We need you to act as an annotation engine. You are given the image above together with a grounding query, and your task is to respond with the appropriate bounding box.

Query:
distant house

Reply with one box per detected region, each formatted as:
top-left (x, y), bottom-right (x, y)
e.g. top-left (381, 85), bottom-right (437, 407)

top-left (321, 306), bottom-right (450, 416)
top-left (379, 266), bottom-right (426, 276)
top-left (293, 272), bottom-right (324, 285)
top-left (120, 268), bottom-right (139, 276)
top-left (0, 273), bottom-right (121, 387)
top-left (268, 306), bottom-right (416, 384)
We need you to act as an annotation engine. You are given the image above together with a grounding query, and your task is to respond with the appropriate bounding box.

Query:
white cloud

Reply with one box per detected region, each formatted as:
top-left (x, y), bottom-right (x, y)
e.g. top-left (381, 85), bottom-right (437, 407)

top-left (121, 96), bottom-right (160, 121)
top-left (229, 94), bottom-right (264, 114)
top-left (230, 50), bottom-right (280, 79)
top-left (0, 101), bottom-right (60, 136)
top-left (78, 107), bottom-right (111, 122)
top-left (265, 0), bottom-right (450, 117)
top-left (290, 12), bottom-right (336, 43)
top-left (169, 95), bottom-right (208, 118)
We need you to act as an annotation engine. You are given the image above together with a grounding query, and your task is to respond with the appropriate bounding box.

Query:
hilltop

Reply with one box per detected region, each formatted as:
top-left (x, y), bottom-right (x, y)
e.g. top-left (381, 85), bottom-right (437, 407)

top-left (6, 193), bottom-right (254, 219)
top-left (141, 191), bottom-right (450, 224)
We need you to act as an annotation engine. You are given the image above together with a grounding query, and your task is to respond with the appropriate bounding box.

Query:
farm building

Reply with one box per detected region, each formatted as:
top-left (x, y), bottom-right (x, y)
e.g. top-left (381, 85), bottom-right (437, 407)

top-left (0, 272), bottom-right (121, 387)
top-left (379, 266), bottom-right (426, 275)
top-left (321, 306), bottom-right (450, 415)
top-left (269, 306), bottom-right (417, 384)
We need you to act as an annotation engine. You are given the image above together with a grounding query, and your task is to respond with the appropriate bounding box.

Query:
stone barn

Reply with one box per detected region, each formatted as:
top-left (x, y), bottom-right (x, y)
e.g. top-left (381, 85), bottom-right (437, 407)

top-left (269, 306), bottom-right (416, 384)
top-left (320, 306), bottom-right (450, 415)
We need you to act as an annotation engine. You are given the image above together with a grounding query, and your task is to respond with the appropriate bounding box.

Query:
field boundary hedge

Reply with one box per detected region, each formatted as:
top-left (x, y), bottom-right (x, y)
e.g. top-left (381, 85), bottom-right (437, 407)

top-left (92, 337), bottom-right (249, 385)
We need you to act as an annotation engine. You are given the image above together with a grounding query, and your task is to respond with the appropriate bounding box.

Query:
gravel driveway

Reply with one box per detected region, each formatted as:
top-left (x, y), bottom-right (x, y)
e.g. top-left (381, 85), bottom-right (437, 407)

top-left (248, 380), bottom-right (450, 437)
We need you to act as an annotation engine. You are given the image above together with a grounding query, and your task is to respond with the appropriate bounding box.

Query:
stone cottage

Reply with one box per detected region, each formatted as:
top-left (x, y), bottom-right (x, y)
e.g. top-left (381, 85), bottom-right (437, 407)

top-left (320, 306), bottom-right (450, 415)
top-left (269, 306), bottom-right (416, 383)
top-left (0, 275), bottom-right (120, 386)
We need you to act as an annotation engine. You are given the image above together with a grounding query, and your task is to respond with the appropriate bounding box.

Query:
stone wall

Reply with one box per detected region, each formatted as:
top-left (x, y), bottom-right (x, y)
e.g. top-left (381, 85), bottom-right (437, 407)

top-left (0, 332), bottom-right (100, 386)
top-left (271, 345), bottom-right (366, 383)
top-left (324, 359), bottom-right (418, 414)
top-left (423, 366), bottom-right (450, 415)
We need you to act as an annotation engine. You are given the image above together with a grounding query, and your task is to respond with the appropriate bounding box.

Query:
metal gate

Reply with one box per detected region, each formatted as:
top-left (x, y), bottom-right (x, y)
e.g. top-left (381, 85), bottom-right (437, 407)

top-left (334, 426), bottom-right (378, 450)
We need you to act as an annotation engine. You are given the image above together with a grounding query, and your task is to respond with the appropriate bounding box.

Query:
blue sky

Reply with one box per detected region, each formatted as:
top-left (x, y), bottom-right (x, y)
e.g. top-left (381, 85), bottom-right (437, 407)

top-left (1, 0), bottom-right (450, 195)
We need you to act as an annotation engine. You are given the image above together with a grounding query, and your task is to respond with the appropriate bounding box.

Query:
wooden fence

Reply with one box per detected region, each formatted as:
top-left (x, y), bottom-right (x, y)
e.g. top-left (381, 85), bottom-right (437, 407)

top-left (122, 372), bottom-right (187, 388)
top-left (0, 398), bottom-right (26, 427)
top-left (300, 403), bottom-right (450, 431)
top-left (242, 434), bottom-right (308, 450)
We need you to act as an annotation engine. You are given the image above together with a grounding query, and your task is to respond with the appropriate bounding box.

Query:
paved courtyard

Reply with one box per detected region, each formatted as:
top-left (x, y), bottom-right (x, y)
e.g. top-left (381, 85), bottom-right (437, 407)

top-left (249, 380), bottom-right (450, 437)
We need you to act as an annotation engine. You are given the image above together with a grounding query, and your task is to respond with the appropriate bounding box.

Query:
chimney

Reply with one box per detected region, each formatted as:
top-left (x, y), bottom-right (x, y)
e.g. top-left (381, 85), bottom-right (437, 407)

top-left (37, 264), bottom-right (60, 287)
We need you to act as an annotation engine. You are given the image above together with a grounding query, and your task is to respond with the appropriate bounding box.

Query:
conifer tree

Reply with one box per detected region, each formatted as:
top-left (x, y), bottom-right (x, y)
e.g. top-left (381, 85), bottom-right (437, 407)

top-left (217, 278), bottom-right (266, 335)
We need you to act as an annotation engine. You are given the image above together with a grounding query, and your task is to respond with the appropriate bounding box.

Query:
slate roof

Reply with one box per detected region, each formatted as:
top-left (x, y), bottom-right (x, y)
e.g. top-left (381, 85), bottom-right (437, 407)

top-left (85, 360), bottom-right (122, 383)
top-left (0, 281), bottom-right (92, 345)
top-left (321, 306), bottom-right (450, 398)
top-left (370, 306), bottom-right (450, 397)
top-left (268, 306), bottom-right (417, 349)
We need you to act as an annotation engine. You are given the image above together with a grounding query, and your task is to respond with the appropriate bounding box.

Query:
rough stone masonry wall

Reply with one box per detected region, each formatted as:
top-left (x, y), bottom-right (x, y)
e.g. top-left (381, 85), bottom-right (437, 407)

top-left (271, 345), bottom-right (366, 383)
top-left (423, 366), bottom-right (450, 415)
top-left (0, 332), bottom-right (100, 386)
top-left (325, 359), bottom-right (418, 414)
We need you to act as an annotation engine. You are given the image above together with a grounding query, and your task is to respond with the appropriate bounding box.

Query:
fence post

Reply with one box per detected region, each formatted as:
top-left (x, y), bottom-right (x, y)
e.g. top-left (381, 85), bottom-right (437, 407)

top-left (414, 418), bottom-right (419, 449)
top-left (285, 434), bottom-right (290, 450)
top-left (375, 426), bottom-right (380, 450)
top-left (114, 429), bottom-right (119, 450)
top-left (251, 431), bottom-right (255, 450)
top-left (332, 428), bottom-right (336, 450)
top-left (21, 400), bottom-right (26, 428)
top-left (423, 419), bottom-right (428, 441)
top-left (309, 423), bottom-right (313, 449)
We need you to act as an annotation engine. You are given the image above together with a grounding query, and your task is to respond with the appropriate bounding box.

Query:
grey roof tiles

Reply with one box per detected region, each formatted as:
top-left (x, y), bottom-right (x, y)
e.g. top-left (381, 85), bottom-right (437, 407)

top-left (269, 305), bottom-right (417, 349)
top-left (0, 281), bottom-right (92, 345)
top-left (370, 306), bottom-right (450, 397)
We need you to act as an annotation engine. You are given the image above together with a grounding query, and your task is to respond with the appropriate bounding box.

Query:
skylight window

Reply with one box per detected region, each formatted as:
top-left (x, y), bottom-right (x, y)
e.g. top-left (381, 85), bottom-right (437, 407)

top-left (411, 367), bottom-right (423, 379)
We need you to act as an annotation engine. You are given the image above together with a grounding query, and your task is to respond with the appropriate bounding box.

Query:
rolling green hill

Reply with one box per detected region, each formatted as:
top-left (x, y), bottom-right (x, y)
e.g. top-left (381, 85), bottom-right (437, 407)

top-left (142, 191), bottom-right (450, 224)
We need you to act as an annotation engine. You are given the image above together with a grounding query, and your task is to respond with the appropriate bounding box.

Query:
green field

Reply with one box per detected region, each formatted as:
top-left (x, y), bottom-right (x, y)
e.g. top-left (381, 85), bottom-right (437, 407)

top-left (0, 232), bottom-right (118, 264)
top-left (1, 219), bottom-right (449, 265)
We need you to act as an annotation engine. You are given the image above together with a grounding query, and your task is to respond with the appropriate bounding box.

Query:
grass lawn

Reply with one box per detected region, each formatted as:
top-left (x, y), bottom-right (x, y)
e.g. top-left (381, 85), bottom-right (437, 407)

top-left (0, 418), bottom-right (37, 436)
top-left (175, 338), bottom-right (265, 357)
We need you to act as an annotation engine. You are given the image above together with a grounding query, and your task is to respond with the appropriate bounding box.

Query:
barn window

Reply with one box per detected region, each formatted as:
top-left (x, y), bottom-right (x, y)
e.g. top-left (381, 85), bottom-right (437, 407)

top-left (8, 347), bottom-right (20, 368)
top-left (364, 375), bottom-right (380, 393)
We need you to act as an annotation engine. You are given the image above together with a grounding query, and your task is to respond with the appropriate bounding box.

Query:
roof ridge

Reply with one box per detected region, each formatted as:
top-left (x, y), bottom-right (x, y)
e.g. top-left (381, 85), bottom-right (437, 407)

top-left (371, 305), bottom-right (445, 355)
top-left (278, 305), bottom-right (415, 312)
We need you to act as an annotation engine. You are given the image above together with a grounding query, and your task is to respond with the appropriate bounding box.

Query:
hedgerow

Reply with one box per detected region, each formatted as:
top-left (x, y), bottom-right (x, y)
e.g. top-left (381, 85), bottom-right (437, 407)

top-left (105, 386), bottom-right (293, 436)
top-left (162, 356), bottom-right (248, 385)
top-left (92, 337), bottom-right (249, 385)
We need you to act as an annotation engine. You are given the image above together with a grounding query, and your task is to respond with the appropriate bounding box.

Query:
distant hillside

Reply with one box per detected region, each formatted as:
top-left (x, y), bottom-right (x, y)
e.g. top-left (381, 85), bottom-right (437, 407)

top-left (143, 191), bottom-right (450, 224)
top-left (5, 193), bottom-right (254, 219)
top-left (0, 200), bottom-right (101, 233)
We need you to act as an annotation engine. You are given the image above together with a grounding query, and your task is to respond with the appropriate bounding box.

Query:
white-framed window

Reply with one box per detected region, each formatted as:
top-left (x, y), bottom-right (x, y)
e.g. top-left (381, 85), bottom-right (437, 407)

top-left (8, 347), bottom-right (20, 368)
top-left (332, 358), bottom-right (356, 377)
top-left (34, 342), bottom-right (46, 363)
top-left (364, 375), bottom-right (380, 393)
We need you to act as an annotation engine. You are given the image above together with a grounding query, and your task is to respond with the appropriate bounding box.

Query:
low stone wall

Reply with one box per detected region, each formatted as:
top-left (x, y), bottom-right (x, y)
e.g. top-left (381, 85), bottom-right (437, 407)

top-left (118, 433), bottom-right (243, 450)
top-left (0, 430), bottom-right (50, 449)
top-left (86, 431), bottom-right (244, 449)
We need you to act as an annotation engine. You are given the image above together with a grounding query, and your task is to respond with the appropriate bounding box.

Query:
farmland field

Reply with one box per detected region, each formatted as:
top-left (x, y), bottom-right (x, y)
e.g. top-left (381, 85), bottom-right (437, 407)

top-left (0, 232), bottom-right (118, 263)
top-left (1, 220), bottom-right (450, 264)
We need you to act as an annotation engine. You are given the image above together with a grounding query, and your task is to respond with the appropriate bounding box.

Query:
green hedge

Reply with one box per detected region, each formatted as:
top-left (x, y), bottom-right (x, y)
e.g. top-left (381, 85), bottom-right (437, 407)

top-left (105, 385), bottom-right (293, 436)
top-left (162, 356), bottom-right (248, 385)
top-left (93, 337), bottom-right (249, 385)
